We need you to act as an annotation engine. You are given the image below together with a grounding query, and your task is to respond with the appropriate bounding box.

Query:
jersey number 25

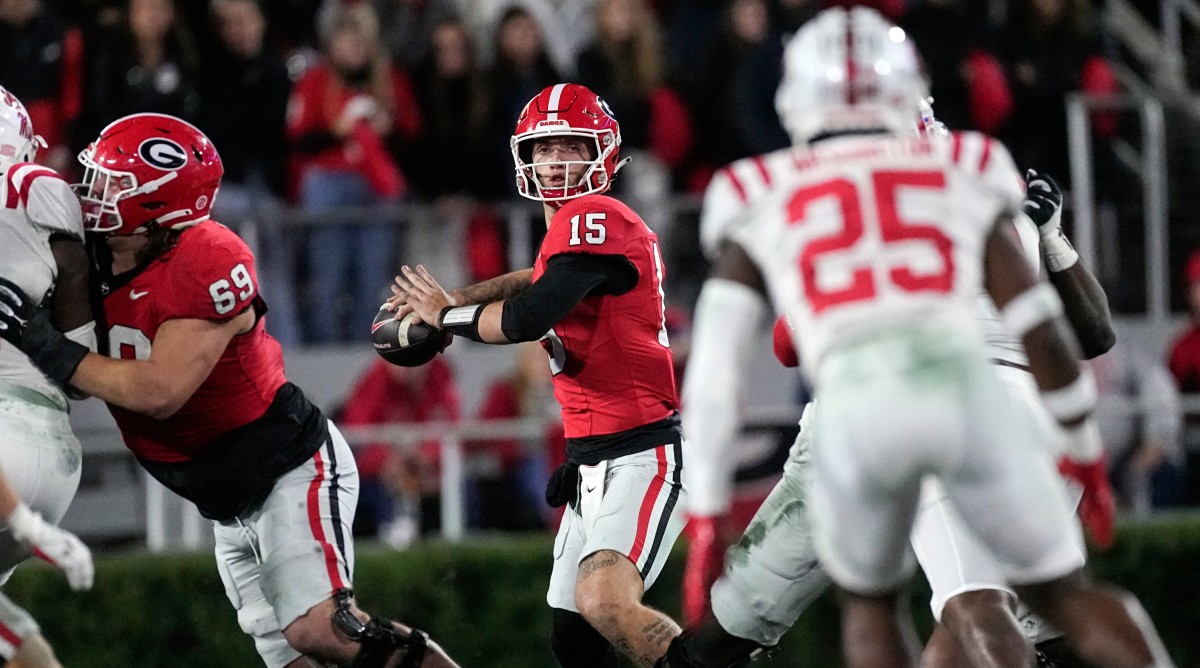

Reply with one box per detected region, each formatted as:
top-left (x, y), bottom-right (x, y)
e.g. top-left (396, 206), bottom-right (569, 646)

top-left (791, 170), bottom-right (953, 314)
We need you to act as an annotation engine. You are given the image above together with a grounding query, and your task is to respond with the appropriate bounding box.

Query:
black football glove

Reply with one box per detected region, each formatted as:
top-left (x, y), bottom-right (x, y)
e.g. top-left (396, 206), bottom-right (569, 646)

top-left (0, 278), bottom-right (89, 386)
top-left (1022, 169), bottom-right (1064, 233)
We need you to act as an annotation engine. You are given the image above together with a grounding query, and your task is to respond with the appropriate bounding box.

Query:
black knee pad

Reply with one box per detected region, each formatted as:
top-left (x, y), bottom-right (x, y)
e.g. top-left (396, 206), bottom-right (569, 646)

top-left (551, 608), bottom-right (618, 668)
top-left (332, 588), bottom-right (429, 668)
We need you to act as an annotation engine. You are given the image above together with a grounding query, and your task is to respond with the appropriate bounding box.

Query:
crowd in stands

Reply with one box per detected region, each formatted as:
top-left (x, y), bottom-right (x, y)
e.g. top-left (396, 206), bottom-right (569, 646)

top-left (2, 0), bottom-right (1124, 339)
top-left (9, 0), bottom-right (1200, 536)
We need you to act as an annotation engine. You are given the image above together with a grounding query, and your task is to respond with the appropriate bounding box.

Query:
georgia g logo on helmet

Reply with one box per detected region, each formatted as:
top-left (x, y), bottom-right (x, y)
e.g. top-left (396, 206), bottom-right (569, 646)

top-left (138, 138), bottom-right (188, 171)
top-left (596, 96), bottom-right (617, 120)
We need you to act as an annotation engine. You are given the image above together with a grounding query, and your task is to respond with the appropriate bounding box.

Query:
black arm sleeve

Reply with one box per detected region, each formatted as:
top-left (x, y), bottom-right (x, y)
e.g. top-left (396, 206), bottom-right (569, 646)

top-left (500, 253), bottom-right (638, 343)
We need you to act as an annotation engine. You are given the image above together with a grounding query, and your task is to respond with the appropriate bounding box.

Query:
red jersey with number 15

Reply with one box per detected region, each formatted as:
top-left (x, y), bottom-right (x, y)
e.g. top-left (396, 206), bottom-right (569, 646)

top-left (100, 220), bottom-right (288, 463)
top-left (532, 194), bottom-right (677, 439)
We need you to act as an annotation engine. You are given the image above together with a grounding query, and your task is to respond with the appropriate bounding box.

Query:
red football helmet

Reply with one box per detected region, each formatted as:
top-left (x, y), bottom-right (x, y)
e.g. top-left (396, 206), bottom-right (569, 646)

top-left (510, 83), bottom-right (629, 203)
top-left (76, 113), bottom-right (223, 235)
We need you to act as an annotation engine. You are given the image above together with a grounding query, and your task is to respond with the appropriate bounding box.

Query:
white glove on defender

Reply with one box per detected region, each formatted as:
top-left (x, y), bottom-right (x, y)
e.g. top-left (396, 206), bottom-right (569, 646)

top-left (8, 502), bottom-right (94, 591)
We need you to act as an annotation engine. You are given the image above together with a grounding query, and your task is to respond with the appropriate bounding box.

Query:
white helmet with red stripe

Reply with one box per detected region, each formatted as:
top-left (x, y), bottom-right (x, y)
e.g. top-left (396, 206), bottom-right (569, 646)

top-left (775, 6), bottom-right (928, 144)
top-left (0, 86), bottom-right (46, 169)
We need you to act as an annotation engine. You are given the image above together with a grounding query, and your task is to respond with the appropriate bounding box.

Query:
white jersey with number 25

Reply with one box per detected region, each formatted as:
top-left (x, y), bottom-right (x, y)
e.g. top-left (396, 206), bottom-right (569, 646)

top-left (730, 131), bottom-right (1026, 378)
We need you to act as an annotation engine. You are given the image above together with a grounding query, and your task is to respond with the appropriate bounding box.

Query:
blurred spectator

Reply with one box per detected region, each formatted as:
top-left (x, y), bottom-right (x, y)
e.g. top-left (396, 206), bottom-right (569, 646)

top-left (1091, 342), bottom-right (1184, 515)
top-left (201, 0), bottom-right (300, 346)
top-left (340, 357), bottom-right (461, 546)
top-left (821, 0), bottom-right (904, 20)
top-left (287, 2), bottom-right (423, 342)
top-left (467, 343), bottom-right (562, 531)
top-left (998, 0), bottom-right (1119, 179)
top-left (85, 0), bottom-right (201, 138)
top-left (681, 0), bottom-right (782, 188)
top-left (481, 5), bottom-right (561, 198)
top-left (372, 0), bottom-right (458, 70)
top-left (901, 0), bottom-right (1012, 134)
top-left (1166, 249), bottom-right (1200, 504)
top-left (773, 0), bottom-right (820, 35)
top-left (576, 0), bottom-right (690, 233)
top-left (408, 15), bottom-right (510, 283)
top-left (0, 0), bottom-right (84, 174)
top-left (576, 0), bottom-right (691, 171)
top-left (479, 0), bottom-right (598, 77)
top-left (410, 15), bottom-right (490, 200)
top-left (660, 0), bottom-right (724, 84)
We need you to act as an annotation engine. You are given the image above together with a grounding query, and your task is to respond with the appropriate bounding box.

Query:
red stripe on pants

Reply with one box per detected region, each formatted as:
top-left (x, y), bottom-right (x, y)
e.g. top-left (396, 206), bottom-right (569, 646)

top-left (0, 620), bottom-right (23, 651)
top-left (306, 448), bottom-right (345, 591)
top-left (628, 447), bottom-right (669, 565)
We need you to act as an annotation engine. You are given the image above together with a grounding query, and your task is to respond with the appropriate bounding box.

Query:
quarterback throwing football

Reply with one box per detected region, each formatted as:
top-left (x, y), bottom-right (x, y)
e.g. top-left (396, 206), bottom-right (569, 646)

top-left (393, 83), bottom-right (689, 668)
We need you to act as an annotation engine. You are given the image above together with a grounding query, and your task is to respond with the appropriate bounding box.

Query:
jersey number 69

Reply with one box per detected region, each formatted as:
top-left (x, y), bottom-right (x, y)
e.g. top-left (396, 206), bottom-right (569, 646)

top-left (208, 263), bottom-right (255, 315)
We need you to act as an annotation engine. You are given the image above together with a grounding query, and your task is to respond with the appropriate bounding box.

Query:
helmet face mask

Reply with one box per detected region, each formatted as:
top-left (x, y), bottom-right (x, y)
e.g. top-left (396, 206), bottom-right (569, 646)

top-left (510, 83), bottom-right (626, 203)
top-left (74, 113), bottom-right (223, 236)
top-left (775, 7), bottom-right (931, 145)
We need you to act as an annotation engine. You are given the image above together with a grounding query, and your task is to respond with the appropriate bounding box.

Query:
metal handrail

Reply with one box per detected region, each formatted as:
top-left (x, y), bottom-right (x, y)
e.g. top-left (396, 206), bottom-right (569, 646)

top-left (89, 395), bottom-right (1200, 551)
top-left (1066, 92), bottom-right (1169, 319)
top-left (1163, 0), bottom-right (1200, 85)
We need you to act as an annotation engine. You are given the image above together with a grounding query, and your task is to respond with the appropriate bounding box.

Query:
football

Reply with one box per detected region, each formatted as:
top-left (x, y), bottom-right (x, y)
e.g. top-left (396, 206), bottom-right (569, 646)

top-left (370, 307), bottom-right (443, 367)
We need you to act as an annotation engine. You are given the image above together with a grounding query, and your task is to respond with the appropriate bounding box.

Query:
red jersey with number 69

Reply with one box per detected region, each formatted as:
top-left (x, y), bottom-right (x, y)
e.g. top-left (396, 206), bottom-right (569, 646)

top-left (99, 220), bottom-right (287, 463)
top-left (729, 131), bottom-right (1025, 377)
top-left (532, 194), bottom-right (677, 439)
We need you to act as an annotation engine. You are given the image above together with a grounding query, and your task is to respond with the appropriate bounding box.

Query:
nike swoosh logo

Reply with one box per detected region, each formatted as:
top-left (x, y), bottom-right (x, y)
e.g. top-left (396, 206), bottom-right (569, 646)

top-left (130, 290), bottom-right (149, 300)
top-left (584, 484), bottom-right (597, 493)
top-left (370, 318), bottom-right (395, 334)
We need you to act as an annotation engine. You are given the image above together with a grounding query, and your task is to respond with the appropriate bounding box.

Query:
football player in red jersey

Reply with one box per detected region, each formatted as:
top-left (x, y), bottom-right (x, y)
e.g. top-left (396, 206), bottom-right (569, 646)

top-left (392, 83), bottom-right (688, 667)
top-left (0, 113), bottom-right (459, 668)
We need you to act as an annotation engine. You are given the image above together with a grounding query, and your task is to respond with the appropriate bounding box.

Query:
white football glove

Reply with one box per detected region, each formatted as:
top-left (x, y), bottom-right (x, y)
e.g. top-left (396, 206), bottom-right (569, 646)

top-left (8, 503), bottom-right (94, 591)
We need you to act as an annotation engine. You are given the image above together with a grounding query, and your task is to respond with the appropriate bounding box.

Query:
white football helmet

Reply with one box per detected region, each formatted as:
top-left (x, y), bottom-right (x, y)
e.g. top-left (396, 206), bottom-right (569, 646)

top-left (0, 86), bottom-right (46, 168)
top-left (775, 6), bottom-right (929, 144)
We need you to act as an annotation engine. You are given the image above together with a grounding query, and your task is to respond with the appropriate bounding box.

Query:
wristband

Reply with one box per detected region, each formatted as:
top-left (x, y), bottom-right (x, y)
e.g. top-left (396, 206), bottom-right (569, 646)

top-left (1041, 227), bottom-right (1080, 272)
top-left (1000, 283), bottom-right (1064, 338)
top-left (1042, 367), bottom-right (1098, 424)
top-left (439, 304), bottom-right (484, 342)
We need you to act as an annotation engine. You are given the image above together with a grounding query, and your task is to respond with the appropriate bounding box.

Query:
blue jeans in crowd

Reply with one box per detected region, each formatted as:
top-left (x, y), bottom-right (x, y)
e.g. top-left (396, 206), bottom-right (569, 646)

top-left (299, 168), bottom-right (400, 343)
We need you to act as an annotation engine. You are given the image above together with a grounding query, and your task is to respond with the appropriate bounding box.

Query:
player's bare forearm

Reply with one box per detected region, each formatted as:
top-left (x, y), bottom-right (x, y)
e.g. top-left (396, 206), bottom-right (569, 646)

top-left (1048, 263), bottom-right (1115, 359)
top-left (71, 354), bottom-right (192, 419)
top-left (450, 268), bottom-right (533, 305)
top-left (475, 301), bottom-right (513, 344)
top-left (70, 313), bottom-right (248, 418)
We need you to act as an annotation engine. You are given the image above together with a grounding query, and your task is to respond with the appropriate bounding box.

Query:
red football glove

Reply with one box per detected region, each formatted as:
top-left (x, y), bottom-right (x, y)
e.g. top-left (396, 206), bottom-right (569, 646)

top-left (1058, 453), bottom-right (1116, 550)
top-left (772, 315), bottom-right (799, 368)
top-left (682, 515), bottom-right (730, 625)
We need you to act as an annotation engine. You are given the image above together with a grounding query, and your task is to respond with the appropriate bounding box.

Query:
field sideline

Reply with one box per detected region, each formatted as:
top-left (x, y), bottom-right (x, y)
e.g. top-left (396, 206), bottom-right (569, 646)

top-left (7, 512), bottom-right (1199, 667)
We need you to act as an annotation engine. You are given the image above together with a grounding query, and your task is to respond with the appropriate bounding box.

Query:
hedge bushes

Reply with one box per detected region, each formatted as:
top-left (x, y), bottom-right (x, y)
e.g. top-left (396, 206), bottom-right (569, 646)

top-left (7, 512), bottom-right (1199, 667)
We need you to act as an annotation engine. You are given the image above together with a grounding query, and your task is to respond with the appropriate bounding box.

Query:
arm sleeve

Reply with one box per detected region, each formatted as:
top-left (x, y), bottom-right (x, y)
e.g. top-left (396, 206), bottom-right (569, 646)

top-left (700, 165), bottom-right (749, 261)
top-left (499, 253), bottom-right (635, 343)
top-left (679, 277), bottom-right (769, 516)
